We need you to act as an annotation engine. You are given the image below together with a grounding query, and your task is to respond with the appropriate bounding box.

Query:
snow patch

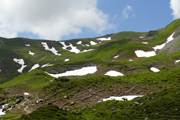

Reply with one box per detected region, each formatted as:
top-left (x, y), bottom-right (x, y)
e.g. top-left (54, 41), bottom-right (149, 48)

top-left (29, 64), bottom-right (40, 72)
top-left (135, 50), bottom-right (156, 57)
top-left (25, 44), bottom-right (30, 47)
top-left (175, 60), bottom-right (180, 64)
top-left (41, 42), bottom-right (61, 56)
top-left (100, 95), bottom-right (143, 102)
top-left (60, 42), bottom-right (80, 53)
top-left (153, 43), bottom-right (166, 51)
top-left (114, 55), bottom-right (119, 59)
top-left (29, 51), bottom-right (35, 56)
top-left (105, 70), bottom-right (124, 76)
top-left (97, 37), bottom-right (111, 41)
top-left (150, 67), bottom-right (160, 72)
top-left (41, 63), bottom-right (53, 68)
top-left (24, 92), bottom-right (29, 96)
top-left (13, 58), bottom-right (27, 73)
top-left (81, 49), bottom-right (95, 53)
top-left (90, 41), bottom-right (97, 45)
top-left (142, 42), bottom-right (148, 44)
top-left (77, 41), bottom-right (82, 45)
top-left (65, 59), bottom-right (70, 62)
top-left (85, 44), bottom-right (90, 46)
top-left (153, 32), bottom-right (175, 51)
top-left (46, 66), bottom-right (97, 78)
top-left (167, 32), bottom-right (175, 43)
top-left (60, 42), bottom-right (94, 53)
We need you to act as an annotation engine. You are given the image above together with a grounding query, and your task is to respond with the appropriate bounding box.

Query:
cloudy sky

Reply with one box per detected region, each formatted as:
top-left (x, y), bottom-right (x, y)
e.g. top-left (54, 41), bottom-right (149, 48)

top-left (0, 0), bottom-right (179, 41)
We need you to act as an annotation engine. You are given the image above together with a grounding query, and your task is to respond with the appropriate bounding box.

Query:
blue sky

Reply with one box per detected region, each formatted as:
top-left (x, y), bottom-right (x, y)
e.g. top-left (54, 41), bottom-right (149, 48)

top-left (0, 0), bottom-right (179, 41)
top-left (73, 0), bottom-right (173, 40)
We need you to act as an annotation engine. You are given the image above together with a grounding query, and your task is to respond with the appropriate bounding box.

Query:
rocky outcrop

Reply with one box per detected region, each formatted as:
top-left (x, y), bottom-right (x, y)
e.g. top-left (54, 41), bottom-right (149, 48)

top-left (146, 30), bottom-right (157, 37)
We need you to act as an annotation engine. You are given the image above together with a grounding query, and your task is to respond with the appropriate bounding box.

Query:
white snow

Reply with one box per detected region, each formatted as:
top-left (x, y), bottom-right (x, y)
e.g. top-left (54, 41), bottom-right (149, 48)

top-left (175, 60), bottom-right (180, 64)
top-left (167, 32), bottom-right (175, 43)
top-left (25, 44), bottom-right (30, 47)
top-left (60, 42), bottom-right (80, 53)
top-left (41, 42), bottom-right (61, 56)
top-left (105, 70), bottom-right (124, 76)
top-left (153, 32), bottom-right (175, 51)
top-left (85, 44), bottom-right (90, 46)
top-left (77, 41), bottom-right (82, 45)
top-left (13, 58), bottom-right (27, 73)
top-left (0, 104), bottom-right (8, 116)
top-left (46, 66), bottom-right (97, 78)
top-left (153, 43), bottom-right (166, 51)
top-left (90, 41), bottom-right (97, 45)
top-left (60, 42), bottom-right (94, 53)
top-left (135, 50), bottom-right (156, 57)
top-left (65, 59), bottom-right (70, 62)
top-left (139, 36), bottom-right (144, 39)
top-left (81, 49), bottom-right (95, 53)
top-left (142, 42), bottom-right (148, 44)
top-left (41, 63), bottom-right (53, 68)
top-left (100, 95), bottom-right (143, 102)
top-left (29, 64), bottom-right (40, 72)
top-left (97, 37), bottom-right (111, 41)
top-left (114, 55), bottom-right (119, 59)
top-left (29, 51), bottom-right (35, 56)
top-left (24, 92), bottom-right (29, 96)
top-left (150, 67), bottom-right (160, 72)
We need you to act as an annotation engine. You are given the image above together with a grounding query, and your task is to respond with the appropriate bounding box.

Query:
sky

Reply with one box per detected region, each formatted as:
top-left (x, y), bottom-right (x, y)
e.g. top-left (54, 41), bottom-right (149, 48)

top-left (0, 0), bottom-right (180, 41)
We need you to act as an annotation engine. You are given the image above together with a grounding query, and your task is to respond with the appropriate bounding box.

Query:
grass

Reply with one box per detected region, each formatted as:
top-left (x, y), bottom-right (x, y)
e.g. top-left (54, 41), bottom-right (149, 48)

top-left (0, 69), bottom-right (54, 91)
top-left (18, 105), bottom-right (80, 120)
top-left (0, 114), bottom-right (21, 119)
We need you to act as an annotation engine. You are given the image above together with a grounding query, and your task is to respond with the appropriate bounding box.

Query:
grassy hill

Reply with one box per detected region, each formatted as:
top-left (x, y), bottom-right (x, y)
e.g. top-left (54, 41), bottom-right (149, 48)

top-left (0, 19), bottom-right (180, 119)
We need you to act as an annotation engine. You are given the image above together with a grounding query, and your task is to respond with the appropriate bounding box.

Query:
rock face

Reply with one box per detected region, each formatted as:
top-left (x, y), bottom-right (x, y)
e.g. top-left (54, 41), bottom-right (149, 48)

top-left (146, 30), bottom-right (157, 37)
top-left (132, 102), bottom-right (139, 107)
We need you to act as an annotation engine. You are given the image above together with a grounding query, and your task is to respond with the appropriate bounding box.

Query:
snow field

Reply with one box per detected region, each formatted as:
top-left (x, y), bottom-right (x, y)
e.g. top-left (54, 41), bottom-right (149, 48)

top-left (90, 41), bottom-right (97, 45)
top-left (114, 55), bottom-right (119, 59)
top-left (24, 92), bottom-right (29, 95)
top-left (135, 50), bottom-right (156, 57)
top-left (100, 95), bottom-right (143, 102)
top-left (136, 32), bottom-right (175, 58)
top-left (29, 64), bottom-right (40, 72)
top-left (41, 63), bottom-right (53, 68)
top-left (150, 67), bottom-right (160, 72)
top-left (46, 66), bottom-right (97, 78)
top-left (97, 37), bottom-right (111, 41)
top-left (153, 32), bottom-right (175, 51)
top-left (105, 70), bottom-right (124, 76)
top-left (64, 59), bottom-right (70, 62)
top-left (41, 42), bottom-right (61, 56)
top-left (29, 51), bottom-right (35, 56)
top-left (13, 58), bottom-right (27, 73)
top-left (60, 42), bottom-right (94, 53)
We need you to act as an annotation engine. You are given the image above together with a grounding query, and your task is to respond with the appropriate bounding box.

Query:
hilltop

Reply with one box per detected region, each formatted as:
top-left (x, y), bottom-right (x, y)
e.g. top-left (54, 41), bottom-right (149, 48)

top-left (0, 19), bottom-right (180, 119)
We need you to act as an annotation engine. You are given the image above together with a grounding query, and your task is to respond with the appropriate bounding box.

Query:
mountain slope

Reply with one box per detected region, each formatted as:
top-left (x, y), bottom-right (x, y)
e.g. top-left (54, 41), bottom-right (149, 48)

top-left (0, 19), bottom-right (180, 119)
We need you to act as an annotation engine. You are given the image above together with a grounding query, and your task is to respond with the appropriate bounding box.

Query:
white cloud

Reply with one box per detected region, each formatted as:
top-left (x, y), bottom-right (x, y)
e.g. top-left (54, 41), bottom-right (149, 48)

top-left (170, 0), bottom-right (180, 19)
top-left (0, 0), bottom-right (113, 40)
top-left (122, 5), bottom-right (134, 19)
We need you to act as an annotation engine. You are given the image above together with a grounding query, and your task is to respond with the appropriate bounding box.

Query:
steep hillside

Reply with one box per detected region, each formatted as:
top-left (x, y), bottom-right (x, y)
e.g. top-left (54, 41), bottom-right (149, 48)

top-left (0, 19), bottom-right (180, 119)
